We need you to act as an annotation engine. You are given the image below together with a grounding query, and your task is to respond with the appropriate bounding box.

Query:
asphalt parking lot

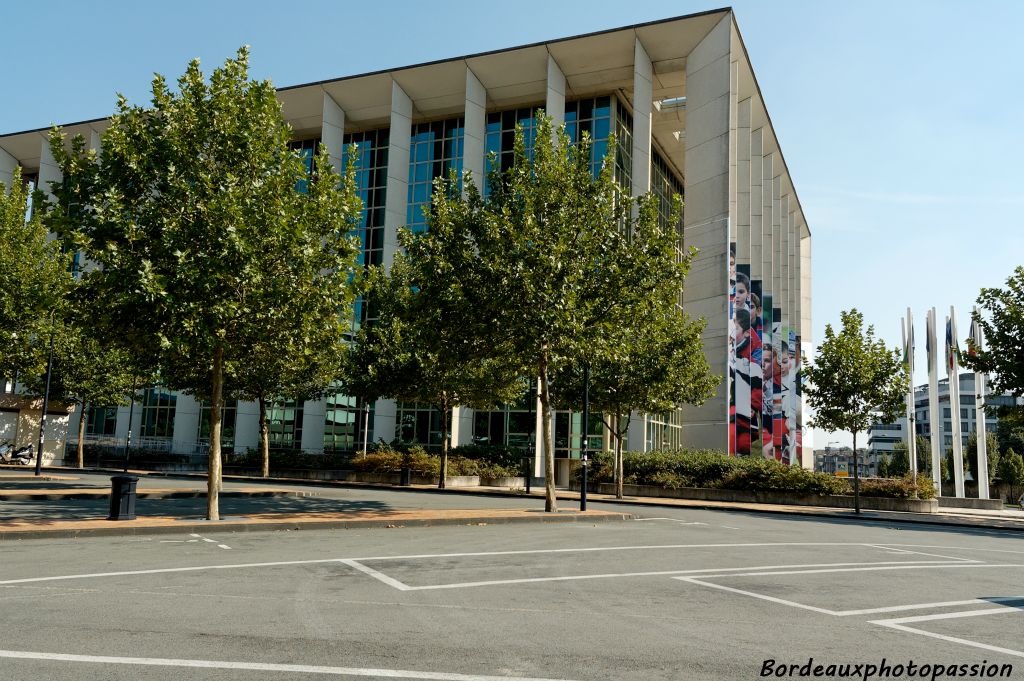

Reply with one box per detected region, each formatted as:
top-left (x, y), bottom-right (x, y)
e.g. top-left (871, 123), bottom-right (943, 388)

top-left (1, 500), bottom-right (1021, 681)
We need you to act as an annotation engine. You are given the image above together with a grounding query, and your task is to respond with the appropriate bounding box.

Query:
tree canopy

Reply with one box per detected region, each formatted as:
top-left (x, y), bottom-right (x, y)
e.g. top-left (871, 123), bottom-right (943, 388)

top-left (804, 309), bottom-right (908, 509)
top-left (0, 167), bottom-right (72, 383)
top-left (48, 48), bottom-right (362, 519)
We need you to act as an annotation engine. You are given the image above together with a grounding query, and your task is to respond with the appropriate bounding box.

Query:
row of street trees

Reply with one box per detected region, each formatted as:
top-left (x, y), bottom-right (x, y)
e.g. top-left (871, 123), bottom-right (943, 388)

top-left (4, 49), bottom-right (717, 519)
top-left (344, 115), bottom-right (717, 511)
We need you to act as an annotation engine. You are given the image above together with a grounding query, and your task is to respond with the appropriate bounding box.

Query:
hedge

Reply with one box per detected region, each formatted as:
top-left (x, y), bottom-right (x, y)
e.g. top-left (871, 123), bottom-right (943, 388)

top-left (583, 449), bottom-right (936, 499)
top-left (352, 444), bottom-right (522, 479)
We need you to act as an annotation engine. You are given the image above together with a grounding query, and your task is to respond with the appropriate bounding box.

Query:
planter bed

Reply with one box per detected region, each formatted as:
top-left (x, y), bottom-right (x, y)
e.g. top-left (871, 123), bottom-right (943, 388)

top-left (346, 472), bottom-right (481, 487)
top-left (936, 496), bottom-right (1004, 511)
top-left (593, 483), bottom-right (939, 513)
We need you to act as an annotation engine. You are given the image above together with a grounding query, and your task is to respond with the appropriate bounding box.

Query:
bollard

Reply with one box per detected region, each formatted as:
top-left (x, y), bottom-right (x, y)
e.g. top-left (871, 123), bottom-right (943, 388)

top-left (399, 465), bottom-right (412, 486)
top-left (108, 475), bottom-right (140, 520)
top-left (522, 456), bottom-right (531, 494)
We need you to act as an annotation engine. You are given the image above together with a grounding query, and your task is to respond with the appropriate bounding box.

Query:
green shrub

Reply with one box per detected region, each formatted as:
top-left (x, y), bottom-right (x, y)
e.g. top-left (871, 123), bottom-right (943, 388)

top-left (858, 475), bottom-right (936, 500)
top-left (450, 444), bottom-right (526, 470)
top-left (225, 448), bottom-right (352, 470)
top-left (351, 447), bottom-right (438, 475)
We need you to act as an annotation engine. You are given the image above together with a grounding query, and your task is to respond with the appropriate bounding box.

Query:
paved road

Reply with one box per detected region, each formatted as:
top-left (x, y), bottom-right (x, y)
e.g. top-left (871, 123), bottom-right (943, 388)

top-left (1, 495), bottom-right (1021, 681)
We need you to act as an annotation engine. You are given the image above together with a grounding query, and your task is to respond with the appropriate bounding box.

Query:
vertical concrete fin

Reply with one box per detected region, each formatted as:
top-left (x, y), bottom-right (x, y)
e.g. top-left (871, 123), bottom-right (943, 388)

top-left (631, 37), bottom-right (653, 197)
top-left (545, 53), bottom-right (566, 133)
top-left (321, 92), bottom-right (346, 175)
top-left (463, 66), bottom-right (487, 191)
top-left (384, 80), bottom-right (412, 270)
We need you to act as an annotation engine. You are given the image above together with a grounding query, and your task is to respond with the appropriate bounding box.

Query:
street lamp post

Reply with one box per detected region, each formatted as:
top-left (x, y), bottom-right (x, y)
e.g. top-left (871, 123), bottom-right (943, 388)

top-left (579, 365), bottom-right (589, 512)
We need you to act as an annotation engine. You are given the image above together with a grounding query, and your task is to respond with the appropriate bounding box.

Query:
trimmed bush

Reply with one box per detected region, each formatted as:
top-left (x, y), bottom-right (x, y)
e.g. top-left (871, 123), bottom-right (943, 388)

top-left (858, 475), bottom-right (936, 500)
top-left (450, 444), bottom-right (526, 470)
top-left (582, 449), bottom-right (930, 499)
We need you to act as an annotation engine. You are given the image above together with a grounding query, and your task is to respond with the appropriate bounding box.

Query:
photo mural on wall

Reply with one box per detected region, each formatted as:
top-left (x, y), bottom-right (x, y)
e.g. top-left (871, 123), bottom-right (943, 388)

top-left (729, 267), bottom-right (801, 464)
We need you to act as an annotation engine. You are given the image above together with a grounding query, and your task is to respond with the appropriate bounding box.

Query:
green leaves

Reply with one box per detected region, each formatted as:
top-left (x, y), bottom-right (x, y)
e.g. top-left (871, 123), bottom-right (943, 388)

top-left (0, 166), bottom-right (73, 381)
top-left (804, 309), bottom-right (908, 439)
top-left (961, 267), bottom-right (1024, 422)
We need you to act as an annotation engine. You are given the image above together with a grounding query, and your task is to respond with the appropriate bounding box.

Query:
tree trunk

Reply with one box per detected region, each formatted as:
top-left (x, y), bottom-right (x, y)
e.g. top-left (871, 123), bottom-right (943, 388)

top-left (539, 351), bottom-right (557, 512)
top-left (207, 345), bottom-right (223, 521)
top-left (852, 431), bottom-right (860, 515)
top-left (615, 411), bottom-right (627, 500)
top-left (259, 395), bottom-right (269, 478)
top-left (77, 401), bottom-right (88, 469)
top-left (438, 401), bottom-right (449, 489)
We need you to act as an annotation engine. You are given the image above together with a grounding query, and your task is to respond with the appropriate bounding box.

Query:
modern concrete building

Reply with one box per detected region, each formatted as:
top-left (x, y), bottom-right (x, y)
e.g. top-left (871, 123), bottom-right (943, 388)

top-left (871, 373), bottom-right (1020, 456)
top-left (0, 8), bottom-right (811, 476)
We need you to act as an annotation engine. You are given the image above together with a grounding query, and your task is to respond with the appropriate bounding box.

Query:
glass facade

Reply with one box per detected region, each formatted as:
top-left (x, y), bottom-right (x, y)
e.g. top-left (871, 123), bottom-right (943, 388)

top-left (268, 398), bottom-right (303, 450)
top-left (324, 391), bottom-right (371, 453)
top-left (288, 138), bottom-right (319, 193)
top-left (344, 128), bottom-right (389, 326)
top-left (407, 118), bottom-right (464, 234)
top-left (140, 387), bottom-right (176, 439)
top-left (555, 411), bottom-right (604, 459)
top-left (85, 406), bottom-right (118, 437)
top-left (472, 383), bottom-right (537, 452)
top-left (486, 106), bottom-right (541, 179)
top-left (395, 402), bottom-right (442, 450)
top-left (646, 410), bottom-right (685, 450)
top-left (197, 400), bottom-right (237, 453)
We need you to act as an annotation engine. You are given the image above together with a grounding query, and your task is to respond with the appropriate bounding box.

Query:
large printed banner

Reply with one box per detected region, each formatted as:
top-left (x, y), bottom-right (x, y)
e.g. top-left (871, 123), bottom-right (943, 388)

top-left (729, 244), bottom-right (801, 464)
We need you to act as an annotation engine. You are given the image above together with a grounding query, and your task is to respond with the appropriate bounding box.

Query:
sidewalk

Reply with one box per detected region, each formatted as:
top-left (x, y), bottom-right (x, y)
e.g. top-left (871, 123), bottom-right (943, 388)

top-left (0, 469), bottom-right (631, 540)
top-left (2, 466), bottom-right (1022, 538)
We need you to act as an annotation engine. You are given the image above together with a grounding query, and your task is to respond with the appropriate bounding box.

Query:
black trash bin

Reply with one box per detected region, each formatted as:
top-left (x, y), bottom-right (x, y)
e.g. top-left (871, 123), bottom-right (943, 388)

top-left (399, 466), bottom-right (412, 487)
top-left (108, 475), bottom-right (140, 520)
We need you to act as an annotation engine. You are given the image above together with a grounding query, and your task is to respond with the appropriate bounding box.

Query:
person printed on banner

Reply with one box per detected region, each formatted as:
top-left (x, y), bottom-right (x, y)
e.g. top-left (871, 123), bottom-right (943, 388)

top-left (773, 342), bottom-right (787, 461)
top-left (750, 291), bottom-right (764, 339)
top-left (734, 272), bottom-right (750, 312)
top-left (733, 309), bottom-right (753, 455)
top-left (762, 344), bottom-right (777, 460)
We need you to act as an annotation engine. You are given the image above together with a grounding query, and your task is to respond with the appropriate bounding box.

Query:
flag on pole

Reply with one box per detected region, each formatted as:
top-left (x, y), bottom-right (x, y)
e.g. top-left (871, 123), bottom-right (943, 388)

top-left (945, 318), bottom-right (959, 373)
top-left (967, 318), bottom-right (978, 359)
top-left (907, 314), bottom-right (914, 373)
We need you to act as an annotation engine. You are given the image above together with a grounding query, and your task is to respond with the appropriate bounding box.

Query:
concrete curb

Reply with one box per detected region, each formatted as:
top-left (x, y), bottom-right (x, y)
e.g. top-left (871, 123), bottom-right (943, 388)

top-left (0, 510), bottom-right (634, 541)
top-left (0, 489), bottom-right (315, 502)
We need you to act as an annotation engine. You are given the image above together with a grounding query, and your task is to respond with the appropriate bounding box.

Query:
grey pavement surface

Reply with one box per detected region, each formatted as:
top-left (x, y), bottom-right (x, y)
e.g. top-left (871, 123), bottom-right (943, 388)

top-left (1, 486), bottom-right (1023, 681)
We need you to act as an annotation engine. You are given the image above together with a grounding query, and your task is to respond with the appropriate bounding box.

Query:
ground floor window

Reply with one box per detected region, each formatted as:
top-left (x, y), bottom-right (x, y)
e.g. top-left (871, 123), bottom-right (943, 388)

top-left (140, 387), bottom-right (176, 439)
top-left (325, 392), bottom-right (370, 453)
top-left (646, 408), bottom-right (684, 450)
top-left (197, 400), bottom-right (237, 454)
top-left (395, 403), bottom-right (442, 450)
top-left (85, 405), bottom-right (118, 437)
top-left (268, 398), bottom-right (303, 450)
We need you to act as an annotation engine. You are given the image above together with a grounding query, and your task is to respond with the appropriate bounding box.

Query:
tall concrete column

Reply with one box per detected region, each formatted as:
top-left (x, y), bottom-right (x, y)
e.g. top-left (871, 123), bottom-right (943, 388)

top-left (384, 80), bottom-right (412, 269)
top-left (749, 128), bottom-right (763, 282)
top-left (300, 398), bottom-right (326, 453)
top-left (680, 15), bottom-right (732, 450)
top-left (172, 394), bottom-right (201, 456)
top-left (735, 98), bottom-right (751, 264)
top-left (771, 173), bottom-right (782, 315)
top-left (322, 93), bottom-right (346, 174)
top-left (463, 67), bottom-right (487, 187)
top-left (779, 194), bottom-right (790, 334)
top-left (761, 152), bottom-right (774, 312)
top-left (631, 38), bottom-right (653, 197)
top-left (451, 406), bottom-right (474, 447)
top-left (1, 146), bottom-right (18, 190)
top-left (38, 136), bottom-right (61, 202)
top-left (545, 54), bottom-right (566, 130)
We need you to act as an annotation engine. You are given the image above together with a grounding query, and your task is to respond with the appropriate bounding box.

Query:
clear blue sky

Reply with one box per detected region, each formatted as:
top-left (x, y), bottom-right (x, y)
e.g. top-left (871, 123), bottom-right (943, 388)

top-left (4, 0), bottom-right (1021, 449)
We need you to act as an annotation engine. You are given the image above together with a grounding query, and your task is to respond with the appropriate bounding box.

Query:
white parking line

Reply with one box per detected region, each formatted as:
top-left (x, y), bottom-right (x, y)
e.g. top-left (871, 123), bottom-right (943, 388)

top-left (0, 650), bottom-right (580, 680)
top-left (346, 560), bottom-right (966, 592)
top-left (871, 606), bottom-right (1024, 659)
top-left (678, 564), bottom-right (1024, 616)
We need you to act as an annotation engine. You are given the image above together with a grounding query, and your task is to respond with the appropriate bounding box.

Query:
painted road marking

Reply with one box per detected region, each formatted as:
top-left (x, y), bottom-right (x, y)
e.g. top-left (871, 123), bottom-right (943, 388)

top-left (634, 518), bottom-right (709, 525)
top-left (0, 650), bottom-right (579, 680)
top-left (344, 560), bottom-right (967, 592)
top-left (678, 565), bottom-right (1024, 617)
top-left (0, 542), bottom-right (993, 588)
top-left (871, 605), bottom-right (1024, 659)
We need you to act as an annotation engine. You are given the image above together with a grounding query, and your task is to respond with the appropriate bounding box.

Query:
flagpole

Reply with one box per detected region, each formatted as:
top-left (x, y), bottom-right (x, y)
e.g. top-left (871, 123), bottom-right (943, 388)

top-left (948, 307), bottom-right (965, 498)
top-left (927, 308), bottom-right (942, 492)
top-left (973, 306), bottom-right (989, 500)
top-left (905, 308), bottom-right (916, 482)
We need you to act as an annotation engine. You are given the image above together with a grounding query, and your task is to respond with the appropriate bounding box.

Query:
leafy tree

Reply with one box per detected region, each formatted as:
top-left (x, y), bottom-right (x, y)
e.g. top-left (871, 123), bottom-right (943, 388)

top-left (344, 198), bottom-right (526, 486)
top-left (553, 305), bottom-right (716, 499)
top-left (804, 309), bottom-right (908, 512)
top-left (469, 114), bottom-right (694, 512)
top-left (0, 167), bottom-right (72, 383)
top-left (914, 434), bottom-right (933, 476)
top-left (965, 430), bottom-right (1000, 488)
top-left (997, 448), bottom-right (1024, 501)
top-left (47, 48), bottom-right (361, 519)
top-left (885, 443), bottom-right (910, 478)
top-left (962, 267), bottom-right (1024, 423)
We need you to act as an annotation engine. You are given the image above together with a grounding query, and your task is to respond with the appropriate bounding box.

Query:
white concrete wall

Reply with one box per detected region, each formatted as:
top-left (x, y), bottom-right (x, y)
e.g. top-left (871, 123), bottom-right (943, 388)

top-left (631, 39), bottom-right (653, 196)
top-left (0, 147), bottom-right (17, 190)
top-left (464, 68), bottom-right (487, 187)
top-left (383, 80), bottom-right (412, 269)
top-left (300, 398), bottom-right (326, 452)
top-left (172, 393), bottom-right (201, 456)
top-left (322, 93), bottom-right (346, 175)
top-left (680, 15), bottom-right (733, 451)
top-left (545, 55), bottom-right (566, 129)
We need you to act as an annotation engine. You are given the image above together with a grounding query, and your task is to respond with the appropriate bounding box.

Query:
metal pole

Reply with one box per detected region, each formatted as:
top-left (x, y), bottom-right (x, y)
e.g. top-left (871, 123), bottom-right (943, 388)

top-left (123, 377), bottom-right (138, 473)
top-left (580, 365), bottom-right (589, 512)
top-left (362, 401), bottom-right (370, 459)
top-left (34, 329), bottom-right (56, 477)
